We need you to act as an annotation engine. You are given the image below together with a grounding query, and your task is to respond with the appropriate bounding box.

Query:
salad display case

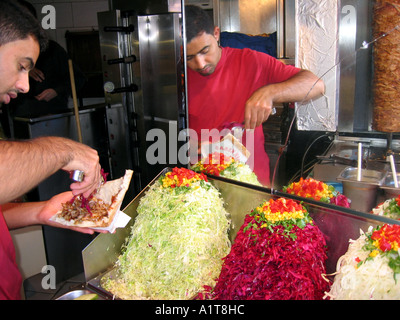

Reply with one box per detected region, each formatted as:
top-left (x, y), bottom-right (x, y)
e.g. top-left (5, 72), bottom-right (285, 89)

top-left (81, 168), bottom-right (399, 299)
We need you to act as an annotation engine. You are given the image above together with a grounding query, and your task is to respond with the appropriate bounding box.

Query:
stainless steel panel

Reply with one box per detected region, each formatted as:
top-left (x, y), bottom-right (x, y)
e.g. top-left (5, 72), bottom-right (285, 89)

top-left (217, 0), bottom-right (276, 35)
top-left (111, 0), bottom-right (181, 13)
top-left (133, 13), bottom-right (186, 186)
top-left (105, 105), bottom-right (132, 179)
top-left (238, 0), bottom-right (276, 35)
top-left (97, 9), bottom-right (186, 190)
top-left (276, 0), bottom-right (285, 59)
top-left (349, 1), bottom-right (373, 133)
top-left (284, 0), bottom-right (296, 59)
top-left (277, 0), bottom-right (297, 62)
top-left (137, 14), bottom-right (181, 120)
top-left (83, 168), bottom-right (399, 297)
top-left (336, 0), bottom-right (373, 133)
top-left (97, 10), bottom-right (142, 193)
top-left (98, 10), bottom-right (125, 107)
top-left (218, 0), bottom-right (240, 32)
top-left (337, 0), bottom-right (357, 132)
top-left (186, 0), bottom-right (213, 9)
top-left (213, 0), bottom-right (292, 58)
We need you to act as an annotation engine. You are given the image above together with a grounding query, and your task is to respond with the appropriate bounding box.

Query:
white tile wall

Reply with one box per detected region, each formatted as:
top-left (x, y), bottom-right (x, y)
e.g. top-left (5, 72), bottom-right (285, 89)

top-left (27, 0), bottom-right (110, 49)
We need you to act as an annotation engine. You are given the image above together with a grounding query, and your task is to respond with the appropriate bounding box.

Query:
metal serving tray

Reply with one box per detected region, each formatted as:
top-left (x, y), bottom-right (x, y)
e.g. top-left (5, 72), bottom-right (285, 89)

top-left (337, 166), bottom-right (386, 185)
top-left (82, 168), bottom-right (399, 299)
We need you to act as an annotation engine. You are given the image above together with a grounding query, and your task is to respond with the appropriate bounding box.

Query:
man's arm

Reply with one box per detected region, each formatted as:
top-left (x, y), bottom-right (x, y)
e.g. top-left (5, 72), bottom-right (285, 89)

top-left (244, 69), bottom-right (325, 129)
top-left (0, 136), bottom-right (102, 204)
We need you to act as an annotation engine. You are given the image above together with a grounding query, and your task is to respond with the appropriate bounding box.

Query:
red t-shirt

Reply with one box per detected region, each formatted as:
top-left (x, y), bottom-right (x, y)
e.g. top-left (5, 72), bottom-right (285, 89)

top-left (187, 47), bottom-right (300, 185)
top-left (0, 208), bottom-right (22, 300)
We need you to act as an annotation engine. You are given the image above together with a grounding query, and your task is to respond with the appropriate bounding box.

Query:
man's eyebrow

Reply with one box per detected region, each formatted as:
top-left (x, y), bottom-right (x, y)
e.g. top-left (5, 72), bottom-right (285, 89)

top-left (187, 45), bottom-right (209, 57)
top-left (23, 57), bottom-right (35, 70)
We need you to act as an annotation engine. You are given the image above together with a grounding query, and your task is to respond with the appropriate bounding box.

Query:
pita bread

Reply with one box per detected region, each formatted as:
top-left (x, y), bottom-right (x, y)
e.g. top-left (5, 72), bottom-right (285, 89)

top-left (51, 169), bottom-right (133, 228)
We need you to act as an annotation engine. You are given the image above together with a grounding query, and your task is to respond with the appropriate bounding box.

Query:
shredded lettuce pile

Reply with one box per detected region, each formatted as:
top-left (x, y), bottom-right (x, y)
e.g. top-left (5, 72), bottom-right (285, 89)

top-left (102, 169), bottom-right (231, 300)
top-left (219, 162), bottom-right (261, 186)
top-left (191, 152), bottom-right (261, 186)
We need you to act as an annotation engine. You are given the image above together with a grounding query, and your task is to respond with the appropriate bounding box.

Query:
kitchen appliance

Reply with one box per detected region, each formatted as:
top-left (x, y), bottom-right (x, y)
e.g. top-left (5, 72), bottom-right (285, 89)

top-left (97, 2), bottom-right (187, 195)
top-left (285, 1), bottom-right (400, 199)
top-left (294, 0), bottom-right (399, 170)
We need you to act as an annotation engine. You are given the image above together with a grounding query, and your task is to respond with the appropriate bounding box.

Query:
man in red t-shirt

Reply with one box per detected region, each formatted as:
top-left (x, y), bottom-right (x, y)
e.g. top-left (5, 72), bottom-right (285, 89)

top-left (0, 1), bottom-right (105, 299)
top-left (185, 5), bottom-right (325, 186)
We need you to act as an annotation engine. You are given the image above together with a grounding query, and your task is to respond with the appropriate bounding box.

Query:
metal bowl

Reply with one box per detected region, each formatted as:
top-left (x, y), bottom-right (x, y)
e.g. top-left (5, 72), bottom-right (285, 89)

top-left (337, 166), bottom-right (386, 185)
top-left (337, 167), bottom-right (386, 212)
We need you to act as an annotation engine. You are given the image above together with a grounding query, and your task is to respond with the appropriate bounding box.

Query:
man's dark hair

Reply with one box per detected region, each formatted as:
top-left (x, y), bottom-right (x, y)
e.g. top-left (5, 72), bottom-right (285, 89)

top-left (185, 5), bottom-right (215, 43)
top-left (17, 0), bottom-right (38, 19)
top-left (0, 0), bottom-right (48, 52)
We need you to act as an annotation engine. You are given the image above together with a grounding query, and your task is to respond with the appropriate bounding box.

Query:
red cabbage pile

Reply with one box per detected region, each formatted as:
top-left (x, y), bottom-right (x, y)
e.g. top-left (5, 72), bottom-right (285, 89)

top-left (210, 199), bottom-right (330, 300)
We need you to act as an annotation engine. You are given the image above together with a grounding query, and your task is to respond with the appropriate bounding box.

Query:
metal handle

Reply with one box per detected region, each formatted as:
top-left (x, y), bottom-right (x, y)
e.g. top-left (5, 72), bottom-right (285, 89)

top-left (107, 55), bottom-right (137, 65)
top-left (70, 170), bottom-right (84, 182)
top-left (110, 84), bottom-right (138, 94)
top-left (103, 25), bottom-right (134, 33)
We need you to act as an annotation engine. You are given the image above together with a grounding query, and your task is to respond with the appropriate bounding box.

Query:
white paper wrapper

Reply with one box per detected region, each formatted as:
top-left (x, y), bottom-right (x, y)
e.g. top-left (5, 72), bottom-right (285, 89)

top-left (93, 210), bottom-right (131, 233)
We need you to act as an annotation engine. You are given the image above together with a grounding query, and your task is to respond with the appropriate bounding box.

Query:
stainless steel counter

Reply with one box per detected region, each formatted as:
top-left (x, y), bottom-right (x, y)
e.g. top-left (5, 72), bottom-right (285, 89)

top-left (81, 168), bottom-right (398, 299)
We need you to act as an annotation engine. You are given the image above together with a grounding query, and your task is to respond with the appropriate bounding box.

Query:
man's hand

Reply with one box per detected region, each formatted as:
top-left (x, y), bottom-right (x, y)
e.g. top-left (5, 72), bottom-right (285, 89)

top-left (244, 86), bottom-right (275, 129)
top-left (3, 192), bottom-right (107, 234)
top-left (38, 192), bottom-right (98, 234)
top-left (60, 139), bottom-right (102, 199)
top-left (35, 88), bottom-right (58, 102)
top-left (29, 67), bottom-right (45, 82)
top-left (243, 70), bottom-right (325, 129)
